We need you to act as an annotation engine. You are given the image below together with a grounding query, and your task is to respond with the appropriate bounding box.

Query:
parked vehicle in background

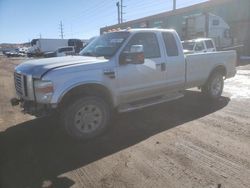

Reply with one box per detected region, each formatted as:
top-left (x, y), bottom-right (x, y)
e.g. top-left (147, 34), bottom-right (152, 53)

top-left (27, 38), bottom-right (83, 57)
top-left (18, 47), bottom-right (29, 54)
top-left (182, 13), bottom-right (233, 49)
top-left (27, 39), bottom-right (67, 57)
top-left (11, 29), bottom-right (236, 140)
top-left (44, 46), bottom-right (75, 58)
top-left (68, 39), bottom-right (83, 53)
top-left (239, 31), bottom-right (250, 63)
top-left (182, 38), bottom-right (216, 54)
top-left (5, 49), bottom-right (26, 57)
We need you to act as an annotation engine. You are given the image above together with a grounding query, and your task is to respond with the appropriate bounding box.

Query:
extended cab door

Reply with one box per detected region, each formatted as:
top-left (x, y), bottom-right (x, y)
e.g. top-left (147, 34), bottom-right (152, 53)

top-left (161, 31), bottom-right (185, 91)
top-left (116, 32), bottom-right (167, 104)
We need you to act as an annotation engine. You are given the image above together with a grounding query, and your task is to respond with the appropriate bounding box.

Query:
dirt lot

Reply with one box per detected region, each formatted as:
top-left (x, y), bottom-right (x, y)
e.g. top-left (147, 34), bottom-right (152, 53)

top-left (0, 56), bottom-right (250, 188)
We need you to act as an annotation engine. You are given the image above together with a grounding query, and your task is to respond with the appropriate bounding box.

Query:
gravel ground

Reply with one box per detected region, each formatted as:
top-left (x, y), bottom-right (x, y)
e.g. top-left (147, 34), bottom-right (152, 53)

top-left (0, 56), bottom-right (250, 188)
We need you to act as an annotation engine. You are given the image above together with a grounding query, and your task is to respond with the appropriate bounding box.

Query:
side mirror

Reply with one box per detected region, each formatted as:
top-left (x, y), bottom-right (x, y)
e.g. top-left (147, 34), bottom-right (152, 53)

top-left (120, 45), bottom-right (144, 65)
top-left (130, 45), bottom-right (144, 53)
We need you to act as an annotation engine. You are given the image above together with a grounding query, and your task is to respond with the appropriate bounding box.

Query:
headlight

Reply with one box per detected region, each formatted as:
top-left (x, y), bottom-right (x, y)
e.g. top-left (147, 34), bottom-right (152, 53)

top-left (34, 80), bottom-right (54, 103)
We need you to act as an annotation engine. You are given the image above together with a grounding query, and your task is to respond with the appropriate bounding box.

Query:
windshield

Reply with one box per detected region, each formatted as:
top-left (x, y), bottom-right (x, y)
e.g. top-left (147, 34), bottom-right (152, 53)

top-left (31, 39), bottom-right (38, 46)
top-left (182, 42), bottom-right (195, 51)
top-left (80, 32), bottom-right (130, 58)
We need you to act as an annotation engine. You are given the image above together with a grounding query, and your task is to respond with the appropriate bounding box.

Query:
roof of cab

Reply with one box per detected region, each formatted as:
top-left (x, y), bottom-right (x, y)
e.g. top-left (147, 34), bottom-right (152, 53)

top-left (182, 38), bottom-right (213, 43)
top-left (129, 28), bottom-right (176, 32)
top-left (105, 28), bottom-right (176, 34)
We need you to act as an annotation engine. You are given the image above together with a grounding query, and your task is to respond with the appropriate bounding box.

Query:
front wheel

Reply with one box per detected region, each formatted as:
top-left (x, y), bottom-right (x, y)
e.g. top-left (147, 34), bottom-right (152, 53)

top-left (61, 96), bottom-right (111, 140)
top-left (202, 72), bottom-right (224, 100)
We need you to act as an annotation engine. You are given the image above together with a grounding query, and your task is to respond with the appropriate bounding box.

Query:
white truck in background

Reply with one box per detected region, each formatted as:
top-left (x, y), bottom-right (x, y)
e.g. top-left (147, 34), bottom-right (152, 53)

top-left (11, 29), bottom-right (236, 140)
top-left (182, 13), bottom-right (235, 50)
top-left (18, 47), bottom-right (29, 54)
top-left (44, 46), bottom-right (76, 58)
top-left (27, 38), bottom-right (83, 57)
top-left (182, 38), bottom-right (216, 54)
top-left (27, 39), bottom-right (68, 57)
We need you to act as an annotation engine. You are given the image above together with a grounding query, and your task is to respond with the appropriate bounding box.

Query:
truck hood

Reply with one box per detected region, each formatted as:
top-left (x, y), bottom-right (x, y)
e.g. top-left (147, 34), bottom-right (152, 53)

top-left (15, 56), bottom-right (109, 78)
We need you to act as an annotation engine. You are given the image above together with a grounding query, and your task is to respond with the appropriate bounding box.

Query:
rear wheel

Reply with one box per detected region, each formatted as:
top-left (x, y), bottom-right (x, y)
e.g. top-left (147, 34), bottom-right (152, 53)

top-left (61, 96), bottom-right (111, 140)
top-left (202, 72), bottom-right (224, 100)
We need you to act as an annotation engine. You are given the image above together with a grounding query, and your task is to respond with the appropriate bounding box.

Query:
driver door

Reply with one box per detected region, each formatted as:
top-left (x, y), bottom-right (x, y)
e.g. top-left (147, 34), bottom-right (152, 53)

top-left (116, 32), bottom-right (167, 104)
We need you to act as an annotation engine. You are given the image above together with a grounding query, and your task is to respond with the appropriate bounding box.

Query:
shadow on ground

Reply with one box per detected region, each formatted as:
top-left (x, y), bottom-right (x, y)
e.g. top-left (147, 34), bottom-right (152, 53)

top-left (0, 91), bottom-right (230, 188)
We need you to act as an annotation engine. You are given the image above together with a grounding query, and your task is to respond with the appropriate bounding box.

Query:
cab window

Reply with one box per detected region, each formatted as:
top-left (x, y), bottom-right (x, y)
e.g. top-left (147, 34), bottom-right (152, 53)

top-left (162, 32), bottom-right (179, 56)
top-left (205, 40), bottom-right (214, 49)
top-left (123, 32), bottom-right (160, 58)
top-left (195, 42), bottom-right (205, 51)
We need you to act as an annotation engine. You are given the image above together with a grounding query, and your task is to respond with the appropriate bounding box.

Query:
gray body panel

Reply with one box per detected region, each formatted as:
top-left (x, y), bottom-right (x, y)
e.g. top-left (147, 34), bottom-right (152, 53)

top-left (14, 29), bottom-right (237, 112)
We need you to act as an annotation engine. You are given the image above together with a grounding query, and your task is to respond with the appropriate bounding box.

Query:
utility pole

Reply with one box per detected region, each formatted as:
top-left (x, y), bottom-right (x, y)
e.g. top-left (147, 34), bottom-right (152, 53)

top-left (59, 21), bottom-right (64, 39)
top-left (173, 0), bottom-right (176, 10)
top-left (116, 1), bottom-right (120, 24)
top-left (120, 0), bottom-right (125, 23)
top-left (39, 33), bottom-right (42, 39)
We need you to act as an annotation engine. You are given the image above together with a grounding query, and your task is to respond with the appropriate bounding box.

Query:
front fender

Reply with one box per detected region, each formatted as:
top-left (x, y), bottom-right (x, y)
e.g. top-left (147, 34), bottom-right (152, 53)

top-left (49, 74), bottom-right (117, 108)
top-left (55, 80), bottom-right (112, 105)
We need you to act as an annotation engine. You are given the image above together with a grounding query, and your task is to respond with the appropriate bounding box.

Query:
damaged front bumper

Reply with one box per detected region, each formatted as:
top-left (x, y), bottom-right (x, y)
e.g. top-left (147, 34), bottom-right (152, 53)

top-left (10, 98), bottom-right (56, 117)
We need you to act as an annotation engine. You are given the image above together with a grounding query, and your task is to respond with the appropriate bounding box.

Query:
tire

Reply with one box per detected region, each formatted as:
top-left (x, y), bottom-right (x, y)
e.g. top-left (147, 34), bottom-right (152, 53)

top-left (202, 72), bottom-right (224, 100)
top-left (61, 96), bottom-right (111, 140)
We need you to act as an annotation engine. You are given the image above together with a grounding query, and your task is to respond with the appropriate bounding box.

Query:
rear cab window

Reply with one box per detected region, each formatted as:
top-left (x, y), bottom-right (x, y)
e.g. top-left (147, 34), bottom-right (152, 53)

top-left (195, 42), bottom-right (205, 51)
top-left (205, 40), bottom-right (214, 49)
top-left (162, 32), bottom-right (179, 57)
top-left (182, 41), bottom-right (195, 51)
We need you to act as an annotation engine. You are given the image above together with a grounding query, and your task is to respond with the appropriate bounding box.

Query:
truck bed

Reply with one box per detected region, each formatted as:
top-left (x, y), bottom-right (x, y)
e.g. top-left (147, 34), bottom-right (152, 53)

top-left (185, 50), bottom-right (237, 89)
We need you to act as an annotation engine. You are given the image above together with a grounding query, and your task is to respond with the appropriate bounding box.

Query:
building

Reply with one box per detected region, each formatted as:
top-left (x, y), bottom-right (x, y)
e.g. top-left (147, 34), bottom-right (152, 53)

top-left (100, 0), bottom-right (250, 45)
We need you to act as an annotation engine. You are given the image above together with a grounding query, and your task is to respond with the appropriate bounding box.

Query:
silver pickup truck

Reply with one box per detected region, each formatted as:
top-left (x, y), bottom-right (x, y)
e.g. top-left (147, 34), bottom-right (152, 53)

top-left (11, 29), bottom-right (236, 139)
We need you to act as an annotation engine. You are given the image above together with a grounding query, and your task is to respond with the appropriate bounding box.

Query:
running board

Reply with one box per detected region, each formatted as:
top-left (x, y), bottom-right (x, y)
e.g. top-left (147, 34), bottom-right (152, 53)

top-left (118, 92), bottom-right (184, 113)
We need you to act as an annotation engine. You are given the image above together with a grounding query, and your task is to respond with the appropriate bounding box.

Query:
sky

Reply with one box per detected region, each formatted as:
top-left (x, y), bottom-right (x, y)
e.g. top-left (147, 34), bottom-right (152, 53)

top-left (0, 0), bottom-right (208, 43)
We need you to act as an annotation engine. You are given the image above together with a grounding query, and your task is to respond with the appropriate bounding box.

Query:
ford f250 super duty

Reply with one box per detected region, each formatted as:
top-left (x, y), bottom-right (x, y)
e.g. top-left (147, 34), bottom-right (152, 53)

top-left (11, 29), bottom-right (236, 139)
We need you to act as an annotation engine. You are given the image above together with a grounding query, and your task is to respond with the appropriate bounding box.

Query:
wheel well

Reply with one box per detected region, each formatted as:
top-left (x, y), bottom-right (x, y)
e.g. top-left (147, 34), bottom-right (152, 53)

top-left (210, 65), bottom-right (227, 78)
top-left (59, 84), bottom-right (113, 109)
top-left (202, 65), bottom-right (226, 88)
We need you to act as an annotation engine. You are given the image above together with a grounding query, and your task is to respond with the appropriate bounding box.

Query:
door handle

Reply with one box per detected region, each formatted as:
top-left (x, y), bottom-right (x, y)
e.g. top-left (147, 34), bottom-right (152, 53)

top-left (156, 63), bottom-right (166, 71)
top-left (160, 63), bottom-right (166, 71)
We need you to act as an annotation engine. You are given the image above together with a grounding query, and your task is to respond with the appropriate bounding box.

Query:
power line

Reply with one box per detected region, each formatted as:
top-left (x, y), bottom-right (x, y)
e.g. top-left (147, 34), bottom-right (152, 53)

top-left (125, 0), bottom-right (207, 21)
top-left (66, 1), bottom-right (111, 23)
top-left (66, 0), bottom-right (207, 38)
top-left (67, 13), bottom-right (118, 37)
top-left (125, 2), bottom-right (167, 14)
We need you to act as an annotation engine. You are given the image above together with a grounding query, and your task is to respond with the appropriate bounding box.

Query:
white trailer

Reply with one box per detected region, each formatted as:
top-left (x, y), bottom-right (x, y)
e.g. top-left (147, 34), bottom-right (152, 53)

top-left (28, 39), bottom-right (68, 57)
top-left (183, 13), bottom-right (234, 49)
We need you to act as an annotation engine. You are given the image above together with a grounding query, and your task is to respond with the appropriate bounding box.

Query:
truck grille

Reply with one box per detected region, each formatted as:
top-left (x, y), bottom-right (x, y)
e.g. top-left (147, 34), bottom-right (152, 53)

top-left (14, 72), bottom-right (28, 97)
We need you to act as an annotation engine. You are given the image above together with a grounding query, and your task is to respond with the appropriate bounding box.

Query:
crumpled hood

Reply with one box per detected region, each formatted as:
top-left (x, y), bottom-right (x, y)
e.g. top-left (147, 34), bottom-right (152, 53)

top-left (15, 56), bottom-right (108, 78)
